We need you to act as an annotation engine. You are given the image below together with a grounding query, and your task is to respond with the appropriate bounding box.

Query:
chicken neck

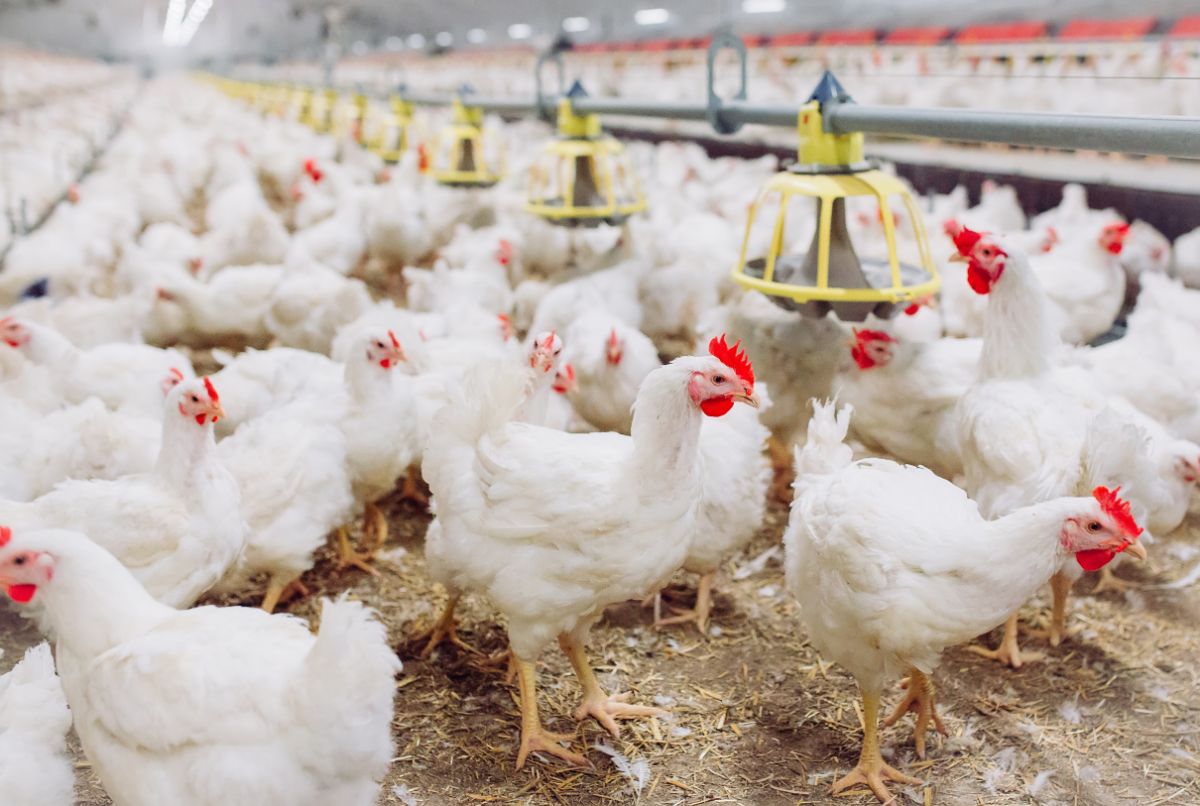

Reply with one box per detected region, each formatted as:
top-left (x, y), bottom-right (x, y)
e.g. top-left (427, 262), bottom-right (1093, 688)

top-left (154, 407), bottom-right (220, 496)
top-left (626, 361), bottom-right (705, 501)
top-left (979, 249), bottom-right (1059, 381)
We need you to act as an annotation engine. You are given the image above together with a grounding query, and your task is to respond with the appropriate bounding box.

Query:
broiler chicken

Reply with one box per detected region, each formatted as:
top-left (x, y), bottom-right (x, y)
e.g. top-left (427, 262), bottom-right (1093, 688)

top-left (560, 312), bottom-right (660, 433)
top-left (834, 328), bottom-right (979, 480)
top-left (423, 336), bottom-right (759, 768)
top-left (0, 378), bottom-right (245, 608)
top-left (0, 643), bottom-right (74, 806)
top-left (1, 316), bottom-right (193, 418)
top-left (0, 525), bottom-right (400, 806)
top-left (785, 402), bottom-right (1146, 804)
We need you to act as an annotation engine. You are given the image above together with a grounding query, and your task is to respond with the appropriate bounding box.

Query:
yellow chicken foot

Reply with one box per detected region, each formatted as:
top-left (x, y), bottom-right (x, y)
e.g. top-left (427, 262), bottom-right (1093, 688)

top-left (260, 576), bottom-right (309, 613)
top-left (1091, 565), bottom-right (1135, 595)
top-left (366, 501), bottom-right (388, 552)
top-left (967, 612), bottom-right (1043, 668)
top-left (470, 647), bottom-right (518, 684)
top-left (558, 633), bottom-right (667, 738)
top-left (417, 593), bottom-right (478, 659)
top-left (832, 687), bottom-right (922, 804)
top-left (514, 655), bottom-right (588, 770)
top-left (882, 670), bottom-right (948, 760)
top-left (1027, 571), bottom-right (1078, 646)
top-left (335, 526), bottom-right (379, 576)
top-left (399, 465), bottom-right (429, 507)
top-left (655, 571), bottom-right (716, 633)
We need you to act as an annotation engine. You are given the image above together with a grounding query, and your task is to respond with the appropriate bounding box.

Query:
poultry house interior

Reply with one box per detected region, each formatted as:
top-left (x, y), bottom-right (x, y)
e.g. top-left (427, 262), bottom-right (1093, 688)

top-left (2, 1), bottom-right (1200, 805)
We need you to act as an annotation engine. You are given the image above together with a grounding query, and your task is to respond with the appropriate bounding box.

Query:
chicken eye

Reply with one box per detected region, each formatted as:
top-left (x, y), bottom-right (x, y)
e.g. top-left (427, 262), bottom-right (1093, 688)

top-left (713, 374), bottom-right (726, 384)
top-left (190, 394), bottom-right (199, 402)
top-left (13, 556), bottom-right (25, 566)
top-left (1087, 521), bottom-right (1101, 532)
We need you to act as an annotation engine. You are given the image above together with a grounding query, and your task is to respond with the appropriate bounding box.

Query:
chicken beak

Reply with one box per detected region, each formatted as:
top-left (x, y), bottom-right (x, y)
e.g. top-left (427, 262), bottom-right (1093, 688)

top-left (209, 402), bottom-right (227, 421)
top-left (733, 391), bottom-right (760, 409)
top-left (1121, 541), bottom-right (1148, 561)
top-left (948, 253), bottom-right (968, 263)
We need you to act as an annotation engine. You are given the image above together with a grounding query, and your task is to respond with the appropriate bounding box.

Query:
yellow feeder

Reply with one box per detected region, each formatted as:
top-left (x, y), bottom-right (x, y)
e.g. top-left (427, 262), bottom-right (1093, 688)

top-left (428, 94), bottom-right (504, 188)
top-left (305, 88), bottom-right (338, 132)
top-left (288, 86), bottom-right (313, 123)
top-left (367, 94), bottom-right (415, 163)
top-left (331, 91), bottom-right (368, 141)
top-left (525, 82), bottom-right (646, 228)
top-left (732, 72), bottom-right (939, 321)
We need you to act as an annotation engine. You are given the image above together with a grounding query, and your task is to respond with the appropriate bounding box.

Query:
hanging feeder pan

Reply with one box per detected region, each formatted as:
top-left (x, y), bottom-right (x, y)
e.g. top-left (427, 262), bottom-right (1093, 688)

top-left (732, 72), bottom-right (939, 321)
top-left (428, 97), bottom-right (504, 188)
top-left (525, 84), bottom-right (646, 228)
top-left (367, 96), bottom-right (415, 163)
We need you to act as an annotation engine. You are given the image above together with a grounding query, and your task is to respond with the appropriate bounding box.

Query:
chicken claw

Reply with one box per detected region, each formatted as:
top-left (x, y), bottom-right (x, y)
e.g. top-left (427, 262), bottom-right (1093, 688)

top-left (514, 655), bottom-right (588, 770)
top-left (832, 759), bottom-right (921, 805)
top-left (573, 691), bottom-right (667, 739)
top-left (416, 594), bottom-right (479, 659)
top-left (399, 466), bottom-right (429, 508)
top-left (654, 571), bottom-right (716, 634)
top-left (883, 671), bottom-right (948, 759)
top-left (558, 633), bottom-right (666, 738)
top-left (1090, 565), bottom-right (1135, 595)
top-left (335, 526), bottom-right (380, 576)
top-left (967, 613), bottom-right (1043, 668)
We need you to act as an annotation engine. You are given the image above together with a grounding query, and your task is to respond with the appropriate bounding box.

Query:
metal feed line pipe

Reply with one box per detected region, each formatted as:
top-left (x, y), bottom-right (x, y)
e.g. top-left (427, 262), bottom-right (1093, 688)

top-left (394, 34), bottom-right (1200, 161)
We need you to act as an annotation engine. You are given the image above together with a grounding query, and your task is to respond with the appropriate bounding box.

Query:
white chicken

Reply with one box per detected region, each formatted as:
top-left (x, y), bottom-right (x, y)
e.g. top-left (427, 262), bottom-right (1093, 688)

top-left (0, 525), bottom-right (400, 806)
top-left (560, 311), bottom-right (661, 433)
top-left (834, 328), bottom-right (979, 480)
top-left (0, 378), bottom-right (245, 608)
top-left (1031, 220), bottom-right (1129, 344)
top-left (423, 336), bottom-right (759, 768)
top-left (785, 401), bottom-right (1146, 804)
top-left (1, 316), bottom-right (193, 418)
top-left (0, 643), bottom-right (74, 806)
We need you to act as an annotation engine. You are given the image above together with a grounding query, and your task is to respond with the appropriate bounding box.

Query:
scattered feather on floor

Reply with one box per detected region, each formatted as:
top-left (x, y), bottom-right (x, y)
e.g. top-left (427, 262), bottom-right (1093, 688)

top-left (593, 743), bottom-right (650, 796)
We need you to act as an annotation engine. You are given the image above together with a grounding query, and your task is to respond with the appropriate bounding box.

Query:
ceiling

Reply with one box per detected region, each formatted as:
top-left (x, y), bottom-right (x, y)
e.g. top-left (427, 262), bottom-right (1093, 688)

top-left (0, 0), bottom-right (1196, 64)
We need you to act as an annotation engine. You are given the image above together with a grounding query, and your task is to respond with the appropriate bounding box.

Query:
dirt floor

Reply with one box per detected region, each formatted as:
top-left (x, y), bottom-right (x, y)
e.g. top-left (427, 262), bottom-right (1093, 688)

top-left (3, 489), bottom-right (1198, 806)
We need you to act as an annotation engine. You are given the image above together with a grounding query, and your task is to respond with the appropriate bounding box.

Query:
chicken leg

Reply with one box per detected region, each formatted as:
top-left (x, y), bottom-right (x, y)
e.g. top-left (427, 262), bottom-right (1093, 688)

top-left (365, 501), bottom-right (388, 553)
top-left (417, 593), bottom-right (478, 658)
top-left (767, 436), bottom-right (795, 502)
top-left (832, 686), bottom-right (922, 803)
top-left (882, 670), bottom-right (948, 759)
top-left (335, 526), bottom-right (379, 576)
top-left (399, 464), bottom-right (429, 508)
top-left (1038, 571), bottom-right (1077, 646)
top-left (967, 612), bottom-right (1043, 668)
top-left (654, 571), bottom-right (716, 633)
top-left (261, 575), bottom-right (309, 613)
top-left (558, 632), bottom-right (667, 738)
top-left (513, 654), bottom-right (588, 769)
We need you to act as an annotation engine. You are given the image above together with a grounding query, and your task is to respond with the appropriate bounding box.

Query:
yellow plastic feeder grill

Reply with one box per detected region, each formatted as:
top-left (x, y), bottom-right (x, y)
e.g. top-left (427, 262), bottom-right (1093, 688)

top-left (429, 97), bottom-right (504, 188)
top-left (367, 95), bottom-right (414, 163)
top-left (305, 88), bottom-right (338, 132)
top-left (732, 72), bottom-right (939, 322)
top-left (525, 82), bottom-right (646, 228)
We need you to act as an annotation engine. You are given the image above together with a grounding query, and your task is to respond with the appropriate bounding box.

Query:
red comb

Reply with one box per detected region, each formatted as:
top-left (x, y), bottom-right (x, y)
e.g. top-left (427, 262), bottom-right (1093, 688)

top-left (1093, 486), bottom-right (1142, 539)
top-left (170, 367), bottom-right (184, 380)
top-left (203, 377), bottom-right (220, 404)
top-left (496, 239), bottom-right (514, 266)
top-left (607, 328), bottom-right (620, 347)
top-left (951, 224), bottom-right (984, 256)
top-left (708, 335), bottom-right (754, 389)
top-left (387, 330), bottom-right (400, 349)
top-left (0, 525), bottom-right (10, 547)
top-left (853, 328), bottom-right (896, 345)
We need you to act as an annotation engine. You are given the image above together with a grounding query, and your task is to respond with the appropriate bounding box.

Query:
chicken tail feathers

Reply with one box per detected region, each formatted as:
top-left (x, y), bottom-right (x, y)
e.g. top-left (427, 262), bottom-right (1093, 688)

top-left (295, 597), bottom-right (400, 778)
top-left (1080, 406), bottom-right (1155, 521)
top-left (794, 400), bottom-right (854, 484)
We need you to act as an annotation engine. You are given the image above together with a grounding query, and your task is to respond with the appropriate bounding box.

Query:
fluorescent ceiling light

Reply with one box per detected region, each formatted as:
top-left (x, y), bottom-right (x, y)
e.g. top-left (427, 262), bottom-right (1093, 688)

top-left (508, 23), bottom-right (532, 39)
top-left (435, 31), bottom-right (453, 46)
top-left (563, 16), bottom-right (590, 33)
top-left (742, 0), bottom-right (786, 12)
top-left (407, 33), bottom-right (426, 48)
top-left (161, 0), bottom-right (185, 45)
top-left (385, 36), bottom-right (404, 51)
top-left (634, 8), bottom-right (669, 25)
top-left (467, 28), bottom-right (488, 43)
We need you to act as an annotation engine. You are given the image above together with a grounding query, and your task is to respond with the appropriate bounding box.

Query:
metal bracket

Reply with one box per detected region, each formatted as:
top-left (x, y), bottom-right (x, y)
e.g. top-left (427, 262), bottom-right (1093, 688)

top-left (705, 28), bottom-right (747, 135)
top-left (534, 48), bottom-right (565, 122)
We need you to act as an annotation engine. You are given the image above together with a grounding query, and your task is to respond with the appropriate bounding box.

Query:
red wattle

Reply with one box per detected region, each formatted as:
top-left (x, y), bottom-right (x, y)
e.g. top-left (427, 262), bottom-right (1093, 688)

top-left (1075, 548), bottom-right (1117, 572)
top-left (700, 397), bottom-right (735, 417)
top-left (966, 262), bottom-right (994, 295)
top-left (1105, 241), bottom-right (1123, 255)
top-left (6, 584), bottom-right (36, 603)
top-left (850, 345), bottom-right (875, 370)
top-left (195, 414), bottom-right (207, 425)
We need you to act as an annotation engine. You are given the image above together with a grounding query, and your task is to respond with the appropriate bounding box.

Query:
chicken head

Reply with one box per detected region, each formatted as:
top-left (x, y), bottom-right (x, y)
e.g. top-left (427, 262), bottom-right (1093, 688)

top-left (1099, 221), bottom-right (1131, 255)
top-left (0, 525), bottom-right (53, 604)
top-left (1062, 486), bottom-right (1147, 571)
top-left (528, 331), bottom-right (564, 375)
top-left (946, 221), bottom-right (1007, 295)
top-left (691, 335), bottom-right (758, 417)
top-left (0, 316), bottom-right (29, 348)
top-left (366, 330), bottom-right (405, 369)
top-left (171, 377), bottom-right (225, 426)
top-left (850, 328), bottom-right (896, 370)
